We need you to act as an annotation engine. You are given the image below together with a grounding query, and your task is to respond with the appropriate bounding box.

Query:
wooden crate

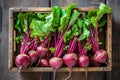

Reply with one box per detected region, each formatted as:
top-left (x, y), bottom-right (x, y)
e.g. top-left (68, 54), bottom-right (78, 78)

top-left (8, 7), bottom-right (112, 72)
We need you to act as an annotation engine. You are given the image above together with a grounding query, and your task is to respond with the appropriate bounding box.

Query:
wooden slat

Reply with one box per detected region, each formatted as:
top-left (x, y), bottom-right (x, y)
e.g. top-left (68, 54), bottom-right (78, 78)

top-left (51, 0), bottom-right (106, 80)
top-left (1, 0), bottom-right (49, 80)
top-left (51, 0), bottom-right (105, 7)
top-left (9, 67), bottom-right (111, 72)
top-left (106, 0), bottom-right (120, 80)
top-left (0, 32), bottom-right (2, 39)
top-left (0, 0), bottom-right (1, 33)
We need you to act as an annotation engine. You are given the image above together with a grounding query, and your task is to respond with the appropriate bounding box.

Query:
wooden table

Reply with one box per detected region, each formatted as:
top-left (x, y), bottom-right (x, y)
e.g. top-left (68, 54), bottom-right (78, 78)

top-left (0, 0), bottom-right (119, 80)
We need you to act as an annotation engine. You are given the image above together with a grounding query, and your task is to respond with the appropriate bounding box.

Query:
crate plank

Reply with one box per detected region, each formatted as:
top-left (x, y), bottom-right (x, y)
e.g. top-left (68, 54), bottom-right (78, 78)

top-left (51, 0), bottom-right (105, 7)
top-left (50, 0), bottom-right (107, 80)
top-left (106, 0), bottom-right (120, 80)
top-left (0, 0), bottom-right (50, 80)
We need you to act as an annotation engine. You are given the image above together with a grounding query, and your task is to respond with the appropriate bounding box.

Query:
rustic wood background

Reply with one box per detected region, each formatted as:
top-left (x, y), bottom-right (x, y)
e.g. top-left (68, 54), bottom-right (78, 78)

top-left (0, 0), bottom-right (119, 80)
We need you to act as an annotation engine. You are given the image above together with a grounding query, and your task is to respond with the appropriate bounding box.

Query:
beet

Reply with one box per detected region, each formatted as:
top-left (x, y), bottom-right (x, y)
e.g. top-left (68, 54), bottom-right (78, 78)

top-left (28, 50), bottom-right (39, 66)
top-left (49, 57), bottom-right (63, 80)
top-left (94, 50), bottom-right (108, 63)
top-left (63, 53), bottom-right (78, 80)
top-left (37, 46), bottom-right (48, 58)
top-left (79, 55), bottom-right (89, 68)
top-left (15, 54), bottom-right (30, 72)
top-left (39, 58), bottom-right (49, 67)
top-left (63, 53), bottom-right (78, 68)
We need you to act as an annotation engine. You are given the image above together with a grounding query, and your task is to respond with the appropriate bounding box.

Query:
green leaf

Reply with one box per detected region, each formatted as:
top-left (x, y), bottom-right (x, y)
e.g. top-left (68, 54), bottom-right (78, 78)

top-left (77, 19), bottom-right (83, 29)
top-left (99, 28), bottom-right (103, 33)
top-left (30, 6), bottom-right (61, 41)
top-left (44, 6), bottom-right (61, 32)
top-left (14, 35), bottom-right (23, 43)
top-left (52, 6), bottom-right (61, 27)
top-left (69, 10), bottom-right (80, 25)
top-left (49, 47), bottom-right (55, 54)
top-left (59, 3), bottom-right (76, 32)
top-left (61, 9), bottom-right (66, 16)
top-left (64, 23), bottom-right (81, 42)
top-left (99, 42), bottom-right (102, 45)
top-left (87, 44), bottom-right (92, 50)
top-left (84, 18), bottom-right (91, 27)
top-left (87, 9), bottom-right (97, 18)
top-left (72, 24), bottom-right (80, 36)
top-left (30, 19), bottom-right (46, 41)
top-left (64, 45), bottom-right (69, 50)
top-left (59, 14), bottom-right (68, 32)
top-left (15, 13), bottom-right (27, 33)
top-left (15, 12), bottom-right (36, 33)
top-left (98, 17), bottom-right (107, 27)
top-left (87, 3), bottom-right (110, 27)
top-left (97, 3), bottom-right (111, 20)
top-left (65, 3), bottom-right (76, 25)
top-left (78, 24), bottom-right (90, 41)
top-left (64, 30), bottom-right (73, 42)
top-left (37, 13), bottom-right (45, 19)
top-left (15, 19), bottom-right (21, 33)
top-left (91, 17), bottom-right (97, 27)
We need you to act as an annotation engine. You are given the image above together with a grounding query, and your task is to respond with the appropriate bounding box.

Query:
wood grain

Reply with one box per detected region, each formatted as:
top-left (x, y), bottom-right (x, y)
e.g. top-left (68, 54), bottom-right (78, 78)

top-left (51, 0), bottom-right (105, 7)
top-left (106, 0), bottom-right (120, 80)
top-left (0, 0), bottom-right (49, 80)
top-left (51, 0), bottom-right (106, 80)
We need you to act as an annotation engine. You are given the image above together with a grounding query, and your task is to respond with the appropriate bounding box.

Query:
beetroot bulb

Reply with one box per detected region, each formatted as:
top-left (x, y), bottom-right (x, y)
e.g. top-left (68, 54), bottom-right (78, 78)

top-left (78, 40), bottom-right (90, 79)
top-left (90, 26), bottom-right (108, 65)
top-left (28, 50), bottom-right (39, 66)
top-left (63, 53), bottom-right (78, 80)
top-left (26, 38), bottom-right (39, 67)
top-left (15, 54), bottom-right (30, 73)
top-left (39, 58), bottom-right (49, 67)
top-left (36, 33), bottom-right (51, 58)
top-left (49, 57), bottom-right (63, 80)
top-left (36, 33), bottom-right (51, 67)
top-left (63, 37), bottom-right (78, 80)
top-left (79, 55), bottom-right (89, 68)
top-left (37, 45), bottom-right (48, 58)
top-left (94, 50), bottom-right (108, 64)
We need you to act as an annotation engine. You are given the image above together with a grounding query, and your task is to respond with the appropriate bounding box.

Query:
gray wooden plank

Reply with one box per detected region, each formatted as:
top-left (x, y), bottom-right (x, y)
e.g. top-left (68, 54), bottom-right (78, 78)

top-left (50, 0), bottom-right (106, 80)
top-left (0, 0), bottom-right (49, 80)
top-left (0, 0), bottom-right (1, 33)
top-left (106, 1), bottom-right (120, 80)
top-left (51, 0), bottom-right (105, 7)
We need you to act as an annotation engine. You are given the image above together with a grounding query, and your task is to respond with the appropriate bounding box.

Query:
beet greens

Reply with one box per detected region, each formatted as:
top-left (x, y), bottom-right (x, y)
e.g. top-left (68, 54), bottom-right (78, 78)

top-left (87, 3), bottom-right (111, 64)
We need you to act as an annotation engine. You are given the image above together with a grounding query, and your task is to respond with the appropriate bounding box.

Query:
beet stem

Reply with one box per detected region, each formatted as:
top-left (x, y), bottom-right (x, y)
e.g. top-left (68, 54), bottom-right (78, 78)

top-left (105, 61), bottom-right (108, 66)
top-left (18, 66), bottom-right (22, 74)
top-left (36, 58), bottom-right (41, 67)
top-left (21, 39), bottom-right (34, 54)
top-left (54, 32), bottom-right (57, 46)
top-left (26, 19), bottom-right (29, 34)
top-left (53, 69), bottom-right (57, 80)
top-left (78, 41), bottom-right (83, 55)
top-left (54, 35), bottom-right (64, 57)
top-left (64, 68), bottom-right (72, 80)
top-left (42, 33), bottom-right (51, 46)
top-left (39, 72), bottom-right (44, 80)
top-left (30, 62), bottom-right (33, 67)
top-left (57, 43), bottom-right (65, 57)
top-left (85, 68), bottom-right (88, 80)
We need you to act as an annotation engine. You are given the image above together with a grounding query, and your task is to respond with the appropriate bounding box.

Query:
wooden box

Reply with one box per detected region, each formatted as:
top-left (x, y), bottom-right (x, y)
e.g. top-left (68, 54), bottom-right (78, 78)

top-left (9, 7), bottom-right (112, 72)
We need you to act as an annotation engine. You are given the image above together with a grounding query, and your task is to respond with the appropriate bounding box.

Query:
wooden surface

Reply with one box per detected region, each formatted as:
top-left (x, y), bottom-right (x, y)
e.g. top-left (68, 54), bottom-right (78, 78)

top-left (0, 0), bottom-right (120, 80)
